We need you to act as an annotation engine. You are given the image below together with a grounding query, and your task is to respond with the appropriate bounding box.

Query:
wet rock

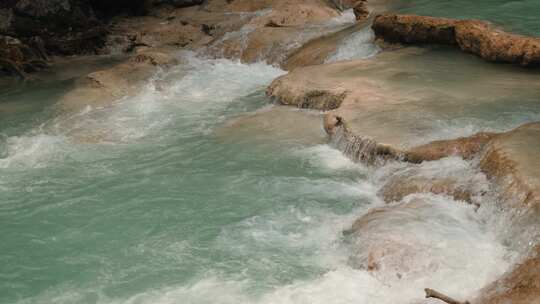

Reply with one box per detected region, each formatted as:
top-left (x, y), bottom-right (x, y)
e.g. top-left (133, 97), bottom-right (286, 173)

top-left (266, 62), bottom-right (356, 110)
top-left (372, 14), bottom-right (458, 45)
top-left (373, 13), bottom-right (540, 66)
top-left (348, 200), bottom-right (427, 274)
top-left (377, 157), bottom-right (490, 205)
top-left (478, 122), bottom-right (540, 209)
top-left (475, 245), bottom-right (540, 304)
top-left (268, 45), bottom-right (540, 159)
top-left (405, 132), bottom-right (498, 162)
top-left (455, 20), bottom-right (540, 67)
top-left (58, 50), bottom-right (177, 111)
top-left (380, 176), bottom-right (474, 204)
top-left (347, 196), bottom-right (502, 286)
top-left (208, 0), bottom-right (348, 66)
top-left (353, 0), bottom-right (369, 22)
top-left (324, 115), bottom-right (403, 164)
top-left (283, 23), bottom-right (364, 70)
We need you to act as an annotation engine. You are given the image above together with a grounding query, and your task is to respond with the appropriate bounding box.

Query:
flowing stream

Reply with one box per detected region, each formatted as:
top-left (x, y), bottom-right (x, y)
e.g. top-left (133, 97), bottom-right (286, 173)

top-left (1, 2), bottom-right (540, 304)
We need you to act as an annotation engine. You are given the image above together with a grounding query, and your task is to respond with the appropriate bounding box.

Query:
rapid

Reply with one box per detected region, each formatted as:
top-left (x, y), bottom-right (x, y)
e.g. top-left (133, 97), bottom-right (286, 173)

top-left (1, 3), bottom-right (540, 304)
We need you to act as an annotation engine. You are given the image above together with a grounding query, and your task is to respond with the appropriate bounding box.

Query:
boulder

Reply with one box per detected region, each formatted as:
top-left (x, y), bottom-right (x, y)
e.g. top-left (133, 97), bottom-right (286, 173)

top-left (372, 13), bottom-right (540, 66)
top-left (372, 14), bottom-right (458, 45)
top-left (455, 20), bottom-right (540, 67)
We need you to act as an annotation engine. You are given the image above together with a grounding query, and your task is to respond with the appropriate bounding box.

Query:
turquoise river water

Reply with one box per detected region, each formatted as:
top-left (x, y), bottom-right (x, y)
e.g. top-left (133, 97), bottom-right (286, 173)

top-left (1, 1), bottom-right (540, 304)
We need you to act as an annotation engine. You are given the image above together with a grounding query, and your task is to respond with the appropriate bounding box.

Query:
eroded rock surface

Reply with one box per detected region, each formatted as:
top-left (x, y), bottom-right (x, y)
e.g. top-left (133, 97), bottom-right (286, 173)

top-left (372, 14), bottom-right (458, 45)
top-left (268, 46), bottom-right (540, 151)
top-left (373, 13), bottom-right (540, 66)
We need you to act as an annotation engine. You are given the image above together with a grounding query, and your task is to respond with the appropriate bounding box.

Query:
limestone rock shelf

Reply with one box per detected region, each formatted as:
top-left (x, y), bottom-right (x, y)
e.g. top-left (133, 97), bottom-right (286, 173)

top-left (372, 13), bottom-right (540, 67)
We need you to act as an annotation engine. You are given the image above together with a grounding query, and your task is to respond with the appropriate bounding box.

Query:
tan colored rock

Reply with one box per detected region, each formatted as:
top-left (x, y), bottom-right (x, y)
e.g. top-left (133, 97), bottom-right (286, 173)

top-left (208, 0), bottom-right (352, 66)
top-left (283, 23), bottom-right (364, 70)
top-left (204, 0), bottom-right (272, 12)
top-left (215, 105), bottom-right (326, 146)
top-left (455, 20), bottom-right (540, 67)
top-left (405, 132), bottom-right (498, 162)
top-left (247, 0), bottom-right (339, 28)
top-left (373, 13), bottom-right (540, 66)
top-left (58, 50), bottom-right (177, 111)
top-left (353, 0), bottom-right (369, 22)
top-left (380, 176), bottom-right (475, 204)
top-left (372, 14), bottom-right (458, 45)
top-left (478, 122), bottom-right (540, 209)
top-left (348, 200), bottom-right (425, 273)
top-left (475, 246), bottom-right (540, 304)
top-left (268, 46), bottom-right (540, 154)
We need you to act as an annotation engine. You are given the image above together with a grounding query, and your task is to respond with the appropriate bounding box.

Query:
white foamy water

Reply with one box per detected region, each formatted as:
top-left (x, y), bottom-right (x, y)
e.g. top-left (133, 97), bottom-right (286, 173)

top-left (326, 26), bottom-right (380, 63)
top-left (0, 133), bottom-right (69, 169)
top-left (87, 152), bottom-right (513, 304)
top-left (208, 8), bottom-right (357, 65)
top-left (0, 53), bottom-right (285, 169)
top-left (298, 144), bottom-right (369, 172)
top-left (1, 49), bottom-right (520, 304)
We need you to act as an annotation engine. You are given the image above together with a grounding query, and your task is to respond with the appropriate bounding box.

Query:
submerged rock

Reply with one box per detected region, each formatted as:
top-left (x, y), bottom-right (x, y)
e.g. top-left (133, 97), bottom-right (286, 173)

top-left (372, 13), bottom-right (540, 66)
top-left (58, 49), bottom-right (177, 112)
top-left (347, 195), bottom-right (508, 293)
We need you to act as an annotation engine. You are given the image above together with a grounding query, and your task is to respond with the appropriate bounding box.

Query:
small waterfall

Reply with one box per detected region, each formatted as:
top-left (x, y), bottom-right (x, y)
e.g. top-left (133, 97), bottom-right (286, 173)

top-left (329, 125), bottom-right (401, 165)
top-left (325, 24), bottom-right (380, 63)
